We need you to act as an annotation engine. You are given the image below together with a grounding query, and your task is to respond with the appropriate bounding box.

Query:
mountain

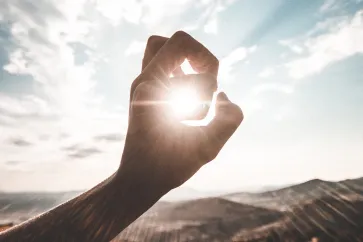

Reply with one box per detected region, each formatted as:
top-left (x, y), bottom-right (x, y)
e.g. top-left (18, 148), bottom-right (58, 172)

top-left (233, 195), bottom-right (363, 241)
top-left (160, 186), bottom-right (231, 202)
top-left (224, 177), bottom-right (363, 210)
top-left (115, 198), bottom-right (283, 242)
top-left (154, 197), bottom-right (281, 222)
top-left (0, 191), bottom-right (82, 223)
top-left (1, 177), bottom-right (363, 241)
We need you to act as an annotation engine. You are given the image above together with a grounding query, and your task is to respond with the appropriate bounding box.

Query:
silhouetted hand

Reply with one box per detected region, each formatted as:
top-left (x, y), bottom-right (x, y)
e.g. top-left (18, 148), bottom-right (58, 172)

top-left (118, 31), bottom-right (243, 194)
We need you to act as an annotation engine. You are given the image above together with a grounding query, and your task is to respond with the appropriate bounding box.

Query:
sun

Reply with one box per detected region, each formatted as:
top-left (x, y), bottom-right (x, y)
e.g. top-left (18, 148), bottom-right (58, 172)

top-left (167, 59), bottom-right (215, 123)
top-left (168, 87), bottom-right (201, 118)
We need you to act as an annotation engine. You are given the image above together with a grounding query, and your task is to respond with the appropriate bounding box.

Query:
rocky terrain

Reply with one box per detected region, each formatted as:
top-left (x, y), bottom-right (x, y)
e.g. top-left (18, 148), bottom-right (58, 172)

top-left (1, 177), bottom-right (362, 241)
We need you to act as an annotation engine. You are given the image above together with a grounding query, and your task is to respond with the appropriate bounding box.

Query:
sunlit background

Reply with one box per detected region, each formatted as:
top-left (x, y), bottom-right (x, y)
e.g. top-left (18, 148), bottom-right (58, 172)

top-left (0, 0), bottom-right (362, 197)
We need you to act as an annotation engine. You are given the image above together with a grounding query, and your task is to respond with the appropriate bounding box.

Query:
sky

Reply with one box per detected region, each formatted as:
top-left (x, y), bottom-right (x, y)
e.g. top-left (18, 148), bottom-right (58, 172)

top-left (0, 0), bottom-right (362, 193)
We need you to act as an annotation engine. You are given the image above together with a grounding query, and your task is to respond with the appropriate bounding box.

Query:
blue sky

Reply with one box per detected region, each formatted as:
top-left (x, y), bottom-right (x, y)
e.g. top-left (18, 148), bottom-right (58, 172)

top-left (0, 0), bottom-right (362, 192)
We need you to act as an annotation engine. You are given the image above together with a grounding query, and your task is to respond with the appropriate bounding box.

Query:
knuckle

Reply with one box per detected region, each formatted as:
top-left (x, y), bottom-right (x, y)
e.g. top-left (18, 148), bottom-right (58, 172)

top-left (172, 30), bottom-right (190, 39)
top-left (146, 35), bottom-right (167, 52)
top-left (130, 82), bottom-right (139, 93)
top-left (171, 31), bottom-right (192, 44)
top-left (131, 77), bottom-right (142, 90)
top-left (146, 35), bottom-right (161, 46)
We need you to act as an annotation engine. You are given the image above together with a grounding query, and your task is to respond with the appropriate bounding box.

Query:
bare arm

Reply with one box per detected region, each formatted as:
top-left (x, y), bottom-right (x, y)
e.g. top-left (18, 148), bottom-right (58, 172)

top-left (0, 169), bottom-right (166, 242)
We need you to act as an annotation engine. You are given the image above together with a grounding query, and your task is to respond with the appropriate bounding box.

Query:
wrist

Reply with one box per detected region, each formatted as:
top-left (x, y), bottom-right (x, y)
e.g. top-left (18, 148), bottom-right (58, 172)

top-left (115, 161), bottom-right (170, 203)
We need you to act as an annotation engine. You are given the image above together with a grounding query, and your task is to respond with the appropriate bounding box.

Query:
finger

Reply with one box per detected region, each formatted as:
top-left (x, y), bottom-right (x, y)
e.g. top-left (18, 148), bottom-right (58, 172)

top-left (141, 36), bottom-right (185, 77)
top-left (142, 35), bottom-right (168, 71)
top-left (199, 92), bottom-right (243, 162)
top-left (131, 35), bottom-right (167, 106)
top-left (144, 31), bottom-right (218, 79)
top-left (130, 81), bottom-right (168, 126)
top-left (135, 31), bottom-right (218, 89)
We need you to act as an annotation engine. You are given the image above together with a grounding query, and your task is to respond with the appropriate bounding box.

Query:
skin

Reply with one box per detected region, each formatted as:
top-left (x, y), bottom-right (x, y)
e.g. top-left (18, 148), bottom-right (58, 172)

top-left (0, 31), bottom-right (243, 242)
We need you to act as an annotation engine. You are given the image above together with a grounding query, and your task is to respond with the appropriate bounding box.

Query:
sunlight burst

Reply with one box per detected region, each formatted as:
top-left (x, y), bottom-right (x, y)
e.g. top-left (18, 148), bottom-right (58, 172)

top-left (168, 87), bottom-right (201, 118)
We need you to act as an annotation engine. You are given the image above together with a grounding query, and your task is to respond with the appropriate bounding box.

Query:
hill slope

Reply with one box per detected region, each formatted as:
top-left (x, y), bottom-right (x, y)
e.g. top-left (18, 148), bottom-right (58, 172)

top-left (233, 195), bottom-right (363, 241)
top-left (224, 177), bottom-right (363, 210)
top-left (1, 177), bottom-right (362, 241)
top-left (115, 197), bottom-right (283, 242)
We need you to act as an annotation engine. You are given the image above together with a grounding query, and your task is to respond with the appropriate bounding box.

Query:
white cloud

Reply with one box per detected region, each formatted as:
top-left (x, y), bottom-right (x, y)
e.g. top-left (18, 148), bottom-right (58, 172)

top-left (125, 41), bottom-right (146, 56)
top-left (95, 0), bottom-right (143, 26)
top-left (0, 0), bottom-right (245, 191)
top-left (320, 0), bottom-right (338, 13)
top-left (286, 10), bottom-right (363, 79)
top-left (273, 103), bottom-right (295, 122)
top-left (2, 0), bottom-right (99, 112)
top-left (250, 83), bottom-right (294, 96)
top-left (3, 49), bottom-right (28, 74)
top-left (202, 0), bottom-right (239, 34)
top-left (0, 94), bottom-right (56, 121)
top-left (239, 98), bottom-right (263, 117)
top-left (279, 39), bottom-right (304, 54)
top-left (95, 0), bottom-right (239, 35)
top-left (95, 0), bottom-right (195, 30)
top-left (0, 92), bottom-right (126, 191)
top-left (219, 45), bottom-right (257, 81)
top-left (258, 67), bottom-right (276, 78)
top-left (204, 18), bottom-right (218, 34)
top-left (0, 0), bottom-right (130, 190)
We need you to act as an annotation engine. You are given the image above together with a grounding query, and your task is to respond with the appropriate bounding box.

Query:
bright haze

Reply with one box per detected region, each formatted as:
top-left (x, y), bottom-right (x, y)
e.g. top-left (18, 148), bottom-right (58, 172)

top-left (0, 0), bottom-right (362, 193)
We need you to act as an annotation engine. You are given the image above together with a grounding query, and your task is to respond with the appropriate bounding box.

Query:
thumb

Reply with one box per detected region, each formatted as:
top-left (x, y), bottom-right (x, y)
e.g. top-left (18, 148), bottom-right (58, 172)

top-left (200, 92), bottom-right (243, 161)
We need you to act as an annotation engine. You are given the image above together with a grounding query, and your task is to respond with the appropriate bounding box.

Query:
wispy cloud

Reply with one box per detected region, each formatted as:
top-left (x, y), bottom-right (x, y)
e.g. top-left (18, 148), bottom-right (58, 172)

top-left (204, 18), bottom-right (218, 34)
top-left (203, 0), bottom-right (240, 34)
top-left (0, 94), bottom-right (58, 122)
top-left (2, 0), bottom-right (98, 116)
top-left (250, 83), bottom-right (294, 96)
top-left (219, 45), bottom-right (257, 81)
top-left (95, 0), bottom-right (211, 32)
top-left (279, 40), bottom-right (304, 54)
top-left (259, 67), bottom-right (276, 78)
top-left (95, 0), bottom-right (143, 26)
top-left (125, 41), bottom-right (146, 56)
top-left (94, 133), bottom-right (125, 142)
top-left (5, 160), bottom-right (23, 166)
top-left (286, 10), bottom-right (363, 79)
top-left (8, 137), bottom-right (33, 147)
top-left (67, 147), bottom-right (102, 159)
top-left (1, 0), bottom-right (362, 192)
top-left (320, 0), bottom-right (338, 13)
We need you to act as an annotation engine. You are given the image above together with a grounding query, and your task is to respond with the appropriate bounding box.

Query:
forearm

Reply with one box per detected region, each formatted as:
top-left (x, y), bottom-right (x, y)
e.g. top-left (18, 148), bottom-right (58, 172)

top-left (0, 170), bottom-right (166, 242)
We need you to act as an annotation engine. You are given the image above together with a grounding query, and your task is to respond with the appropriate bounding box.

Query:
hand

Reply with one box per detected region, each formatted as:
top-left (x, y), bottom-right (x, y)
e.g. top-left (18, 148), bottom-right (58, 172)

top-left (118, 31), bottom-right (243, 194)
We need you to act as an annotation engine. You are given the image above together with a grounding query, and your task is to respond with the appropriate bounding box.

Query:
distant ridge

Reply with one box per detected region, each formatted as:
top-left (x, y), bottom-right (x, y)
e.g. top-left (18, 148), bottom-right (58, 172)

top-left (224, 177), bottom-right (363, 210)
top-left (1, 176), bottom-right (362, 241)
